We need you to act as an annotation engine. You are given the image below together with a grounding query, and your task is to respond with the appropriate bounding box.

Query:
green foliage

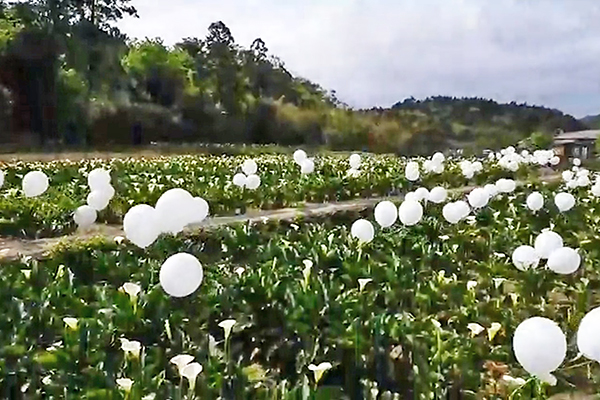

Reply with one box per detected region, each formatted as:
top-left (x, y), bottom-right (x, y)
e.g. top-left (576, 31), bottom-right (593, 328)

top-left (0, 0), bottom-right (136, 145)
top-left (391, 96), bottom-right (586, 152)
top-left (16, 0), bottom-right (137, 33)
top-left (324, 108), bottom-right (371, 150)
top-left (122, 39), bottom-right (194, 84)
top-left (121, 39), bottom-right (197, 106)
top-left (87, 101), bottom-right (193, 145)
top-left (59, 65), bottom-right (88, 95)
top-left (522, 131), bottom-right (554, 151)
top-left (56, 66), bottom-right (88, 140)
top-left (0, 6), bottom-right (24, 52)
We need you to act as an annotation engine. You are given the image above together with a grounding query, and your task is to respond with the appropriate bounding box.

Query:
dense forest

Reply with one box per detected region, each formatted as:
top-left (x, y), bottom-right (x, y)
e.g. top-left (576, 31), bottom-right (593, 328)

top-left (0, 0), bottom-right (591, 155)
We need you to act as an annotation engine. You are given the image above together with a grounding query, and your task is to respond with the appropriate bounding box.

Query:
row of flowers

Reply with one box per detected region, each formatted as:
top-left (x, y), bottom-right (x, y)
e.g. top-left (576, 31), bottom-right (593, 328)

top-left (0, 151), bottom-right (535, 238)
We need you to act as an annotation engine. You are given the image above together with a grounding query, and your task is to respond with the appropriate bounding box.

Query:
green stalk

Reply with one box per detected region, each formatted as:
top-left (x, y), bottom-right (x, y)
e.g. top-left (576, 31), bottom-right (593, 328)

top-left (178, 376), bottom-right (183, 400)
top-left (507, 378), bottom-right (532, 400)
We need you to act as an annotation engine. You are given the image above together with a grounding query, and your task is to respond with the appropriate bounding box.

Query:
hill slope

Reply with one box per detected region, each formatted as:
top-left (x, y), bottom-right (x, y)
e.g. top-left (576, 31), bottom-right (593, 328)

top-left (372, 96), bottom-right (587, 152)
top-left (581, 114), bottom-right (600, 129)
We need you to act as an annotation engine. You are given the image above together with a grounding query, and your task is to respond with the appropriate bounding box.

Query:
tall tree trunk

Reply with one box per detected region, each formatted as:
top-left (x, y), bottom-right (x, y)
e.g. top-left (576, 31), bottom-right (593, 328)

top-left (90, 0), bottom-right (96, 26)
top-left (44, 56), bottom-right (59, 146)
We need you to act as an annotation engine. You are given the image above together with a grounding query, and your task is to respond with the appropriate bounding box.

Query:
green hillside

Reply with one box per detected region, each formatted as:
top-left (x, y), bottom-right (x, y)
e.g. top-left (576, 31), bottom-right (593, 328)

top-left (581, 114), bottom-right (600, 129)
top-left (388, 96), bottom-right (585, 151)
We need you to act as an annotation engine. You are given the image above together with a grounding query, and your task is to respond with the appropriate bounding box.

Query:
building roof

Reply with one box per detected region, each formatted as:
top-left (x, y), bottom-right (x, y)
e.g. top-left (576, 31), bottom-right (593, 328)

top-left (554, 130), bottom-right (600, 144)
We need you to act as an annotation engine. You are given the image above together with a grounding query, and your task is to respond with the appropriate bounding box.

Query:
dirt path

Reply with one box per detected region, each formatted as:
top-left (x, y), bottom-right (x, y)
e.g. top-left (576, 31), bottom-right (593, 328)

top-left (0, 173), bottom-right (561, 262)
top-left (0, 194), bottom-right (423, 261)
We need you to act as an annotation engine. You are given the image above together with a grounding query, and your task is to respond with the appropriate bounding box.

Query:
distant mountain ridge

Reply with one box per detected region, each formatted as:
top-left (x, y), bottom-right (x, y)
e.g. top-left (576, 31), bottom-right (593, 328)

top-left (362, 96), bottom-right (587, 152)
top-left (390, 96), bottom-right (581, 124)
top-left (580, 114), bottom-right (600, 129)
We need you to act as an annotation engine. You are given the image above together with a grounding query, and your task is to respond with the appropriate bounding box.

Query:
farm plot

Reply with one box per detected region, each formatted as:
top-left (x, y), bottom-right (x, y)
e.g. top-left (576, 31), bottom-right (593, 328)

top-left (1, 148), bottom-right (599, 399)
top-left (0, 151), bottom-right (533, 238)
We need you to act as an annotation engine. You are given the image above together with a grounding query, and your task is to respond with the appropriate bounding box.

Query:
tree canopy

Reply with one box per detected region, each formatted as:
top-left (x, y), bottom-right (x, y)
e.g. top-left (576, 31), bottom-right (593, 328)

top-left (0, 2), bottom-right (589, 153)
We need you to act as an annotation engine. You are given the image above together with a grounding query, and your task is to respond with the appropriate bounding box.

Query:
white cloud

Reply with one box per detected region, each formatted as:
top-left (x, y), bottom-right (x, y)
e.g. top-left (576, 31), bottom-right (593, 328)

top-left (119, 0), bottom-right (600, 117)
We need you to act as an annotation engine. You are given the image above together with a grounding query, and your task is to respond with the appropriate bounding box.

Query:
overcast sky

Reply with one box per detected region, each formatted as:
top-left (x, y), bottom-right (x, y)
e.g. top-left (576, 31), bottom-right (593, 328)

top-left (118, 0), bottom-right (600, 118)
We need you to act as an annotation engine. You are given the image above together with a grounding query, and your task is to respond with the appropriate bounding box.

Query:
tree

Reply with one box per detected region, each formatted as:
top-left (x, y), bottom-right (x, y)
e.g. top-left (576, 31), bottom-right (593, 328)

top-left (17, 0), bottom-right (137, 32)
top-left (0, 5), bottom-right (24, 135)
top-left (250, 38), bottom-right (267, 61)
top-left (121, 39), bottom-right (195, 107)
top-left (176, 37), bottom-right (204, 58)
top-left (0, 4), bottom-right (23, 51)
top-left (204, 21), bottom-right (245, 115)
top-left (528, 131), bottom-right (553, 150)
top-left (206, 21), bottom-right (234, 47)
top-left (0, 0), bottom-right (137, 145)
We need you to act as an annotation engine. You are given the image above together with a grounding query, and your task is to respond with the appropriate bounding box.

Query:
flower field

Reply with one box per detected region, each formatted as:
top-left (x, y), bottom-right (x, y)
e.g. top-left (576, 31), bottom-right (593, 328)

top-left (0, 153), bottom-right (531, 239)
top-left (1, 149), bottom-right (600, 399)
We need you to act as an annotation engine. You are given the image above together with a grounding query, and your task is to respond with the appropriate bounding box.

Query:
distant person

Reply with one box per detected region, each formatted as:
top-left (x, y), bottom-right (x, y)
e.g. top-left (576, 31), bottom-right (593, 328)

top-left (132, 122), bottom-right (142, 145)
top-left (65, 121), bottom-right (78, 146)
